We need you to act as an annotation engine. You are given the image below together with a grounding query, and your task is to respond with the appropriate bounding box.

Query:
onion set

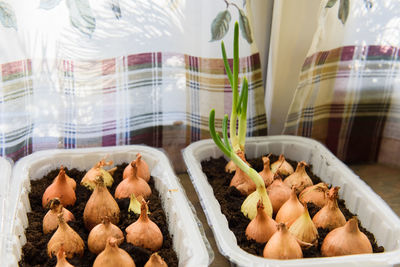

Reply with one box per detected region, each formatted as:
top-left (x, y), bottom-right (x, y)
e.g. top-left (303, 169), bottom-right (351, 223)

top-left (144, 253), bottom-right (168, 267)
top-left (43, 198), bottom-right (75, 234)
top-left (55, 246), bottom-right (74, 267)
top-left (88, 217), bottom-right (124, 254)
top-left (245, 200), bottom-right (277, 243)
top-left (289, 203), bottom-right (318, 245)
top-left (312, 186), bottom-right (346, 231)
top-left (258, 155), bottom-right (274, 187)
top-left (275, 188), bottom-right (304, 227)
top-left (299, 182), bottom-right (329, 208)
top-left (229, 151), bottom-right (256, 195)
top-left (321, 217), bottom-right (372, 256)
top-left (266, 172), bottom-right (291, 214)
top-left (263, 223), bottom-right (303, 259)
top-left (123, 153), bottom-right (150, 182)
top-left (83, 176), bottom-right (120, 231)
top-left (93, 237), bottom-right (136, 267)
top-left (47, 213), bottom-right (84, 258)
top-left (81, 158), bottom-right (117, 189)
top-left (270, 154), bottom-right (294, 176)
top-left (126, 200), bottom-right (163, 251)
top-left (115, 159), bottom-right (152, 199)
top-left (42, 167), bottom-right (76, 208)
top-left (284, 161), bottom-right (312, 194)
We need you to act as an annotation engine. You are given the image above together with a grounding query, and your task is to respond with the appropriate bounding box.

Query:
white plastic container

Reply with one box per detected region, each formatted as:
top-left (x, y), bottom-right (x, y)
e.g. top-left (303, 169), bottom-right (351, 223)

top-left (183, 135), bottom-right (400, 267)
top-left (0, 156), bottom-right (12, 262)
top-left (3, 145), bottom-right (213, 267)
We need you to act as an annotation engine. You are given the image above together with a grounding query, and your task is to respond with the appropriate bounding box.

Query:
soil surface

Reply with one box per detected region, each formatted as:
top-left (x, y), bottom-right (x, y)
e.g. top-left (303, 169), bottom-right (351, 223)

top-left (19, 163), bottom-right (178, 267)
top-left (201, 155), bottom-right (384, 258)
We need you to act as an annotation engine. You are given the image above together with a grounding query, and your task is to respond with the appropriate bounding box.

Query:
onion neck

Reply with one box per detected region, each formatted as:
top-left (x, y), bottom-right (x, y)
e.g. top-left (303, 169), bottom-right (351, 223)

top-left (345, 218), bottom-right (360, 233)
top-left (139, 202), bottom-right (149, 222)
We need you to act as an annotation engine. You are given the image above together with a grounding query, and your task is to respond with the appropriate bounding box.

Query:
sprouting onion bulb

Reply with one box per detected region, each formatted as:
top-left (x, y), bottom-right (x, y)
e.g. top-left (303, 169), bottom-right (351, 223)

top-left (270, 154), bottom-right (294, 176)
top-left (299, 182), bottom-right (329, 208)
top-left (126, 200), bottom-right (163, 251)
top-left (275, 188), bottom-right (304, 227)
top-left (263, 223), bottom-right (303, 259)
top-left (245, 200), bottom-right (277, 243)
top-left (43, 198), bottom-right (75, 234)
top-left (312, 186), bottom-right (346, 231)
top-left (321, 217), bottom-right (372, 257)
top-left (128, 194), bottom-right (149, 215)
top-left (123, 153), bottom-right (150, 182)
top-left (289, 203), bottom-right (318, 245)
top-left (284, 161), bottom-right (313, 194)
top-left (229, 151), bottom-right (256, 195)
top-left (81, 158), bottom-right (116, 189)
top-left (47, 213), bottom-right (84, 258)
top-left (144, 253), bottom-right (168, 267)
top-left (93, 237), bottom-right (136, 267)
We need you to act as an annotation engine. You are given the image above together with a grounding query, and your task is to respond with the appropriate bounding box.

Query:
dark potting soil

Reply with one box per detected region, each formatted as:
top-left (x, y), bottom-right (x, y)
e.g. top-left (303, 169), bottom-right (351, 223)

top-left (19, 163), bottom-right (178, 267)
top-left (201, 155), bottom-right (385, 259)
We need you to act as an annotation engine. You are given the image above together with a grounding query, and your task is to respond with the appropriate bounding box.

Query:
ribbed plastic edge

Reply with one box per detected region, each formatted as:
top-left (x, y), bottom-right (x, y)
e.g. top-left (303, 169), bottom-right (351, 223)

top-left (4, 146), bottom-right (211, 267)
top-left (0, 156), bottom-right (13, 264)
top-left (182, 135), bottom-right (400, 267)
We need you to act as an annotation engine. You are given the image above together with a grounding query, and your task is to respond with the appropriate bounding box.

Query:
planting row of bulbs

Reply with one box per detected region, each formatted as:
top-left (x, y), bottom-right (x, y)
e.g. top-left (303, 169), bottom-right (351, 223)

top-left (41, 154), bottom-right (168, 267)
top-left (226, 154), bottom-right (373, 259)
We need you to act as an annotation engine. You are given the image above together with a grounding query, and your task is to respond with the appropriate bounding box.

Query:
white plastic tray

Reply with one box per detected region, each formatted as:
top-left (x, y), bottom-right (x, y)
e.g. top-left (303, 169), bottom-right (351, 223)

top-left (183, 135), bottom-right (400, 267)
top-left (3, 146), bottom-right (213, 267)
top-left (0, 156), bottom-right (12, 263)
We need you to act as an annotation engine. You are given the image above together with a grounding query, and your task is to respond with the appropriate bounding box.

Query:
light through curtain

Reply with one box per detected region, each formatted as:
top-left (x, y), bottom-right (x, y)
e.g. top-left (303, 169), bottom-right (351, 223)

top-left (283, 0), bottom-right (400, 166)
top-left (0, 0), bottom-right (268, 171)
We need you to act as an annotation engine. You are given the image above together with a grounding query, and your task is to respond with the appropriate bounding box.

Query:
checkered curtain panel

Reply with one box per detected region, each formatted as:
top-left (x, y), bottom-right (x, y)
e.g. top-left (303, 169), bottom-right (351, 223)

top-left (283, 45), bottom-right (400, 165)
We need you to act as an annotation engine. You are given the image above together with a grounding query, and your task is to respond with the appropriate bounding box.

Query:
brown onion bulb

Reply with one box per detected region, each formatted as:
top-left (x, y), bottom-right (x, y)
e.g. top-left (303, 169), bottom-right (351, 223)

top-left (266, 173), bottom-right (291, 214)
top-left (115, 160), bottom-right (152, 199)
top-left (123, 153), bottom-right (150, 182)
top-left (42, 168), bottom-right (76, 208)
top-left (93, 237), bottom-right (136, 267)
top-left (229, 151), bottom-right (256, 195)
top-left (225, 160), bottom-right (236, 173)
top-left (275, 188), bottom-right (304, 227)
top-left (284, 161), bottom-right (313, 194)
top-left (245, 200), bottom-right (277, 243)
top-left (55, 246), bottom-right (74, 267)
top-left (289, 203), bottom-right (318, 245)
top-left (126, 200), bottom-right (163, 251)
top-left (88, 217), bottom-right (124, 254)
top-left (47, 213), bottom-right (84, 258)
top-left (321, 218), bottom-right (372, 257)
top-left (263, 223), bottom-right (303, 259)
top-left (259, 155), bottom-right (274, 187)
top-left (270, 154), bottom-right (294, 176)
top-left (43, 198), bottom-right (75, 234)
top-left (313, 187), bottom-right (346, 231)
top-left (83, 177), bottom-right (120, 231)
top-left (55, 166), bottom-right (76, 190)
top-left (81, 159), bottom-right (116, 189)
top-left (144, 253), bottom-right (168, 267)
top-left (299, 182), bottom-right (329, 208)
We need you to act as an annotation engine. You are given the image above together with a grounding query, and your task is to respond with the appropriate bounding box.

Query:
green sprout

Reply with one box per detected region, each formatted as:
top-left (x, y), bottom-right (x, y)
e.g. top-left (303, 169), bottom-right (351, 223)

top-left (208, 22), bottom-right (272, 219)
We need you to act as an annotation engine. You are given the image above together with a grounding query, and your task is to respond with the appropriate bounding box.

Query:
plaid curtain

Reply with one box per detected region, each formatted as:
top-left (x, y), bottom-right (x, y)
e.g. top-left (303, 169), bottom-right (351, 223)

top-left (283, 45), bottom-right (400, 165)
top-left (0, 0), bottom-right (268, 171)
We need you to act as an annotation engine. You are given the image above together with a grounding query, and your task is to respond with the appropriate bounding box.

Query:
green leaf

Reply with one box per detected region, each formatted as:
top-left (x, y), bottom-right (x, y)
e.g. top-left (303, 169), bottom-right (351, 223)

top-left (325, 0), bottom-right (338, 8)
top-left (39, 0), bottom-right (62, 10)
top-left (0, 1), bottom-right (17, 30)
top-left (338, 0), bottom-right (349, 24)
top-left (66, 0), bottom-right (96, 37)
top-left (111, 0), bottom-right (121, 19)
top-left (210, 10), bottom-right (231, 42)
top-left (238, 8), bottom-right (253, 44)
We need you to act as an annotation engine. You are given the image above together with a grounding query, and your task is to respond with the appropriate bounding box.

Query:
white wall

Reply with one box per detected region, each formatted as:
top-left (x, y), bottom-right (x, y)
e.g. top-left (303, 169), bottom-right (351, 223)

top-left (265, 0), bottom-right (321, 134)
